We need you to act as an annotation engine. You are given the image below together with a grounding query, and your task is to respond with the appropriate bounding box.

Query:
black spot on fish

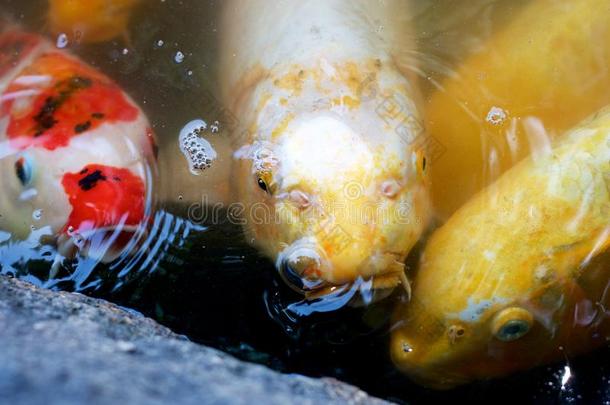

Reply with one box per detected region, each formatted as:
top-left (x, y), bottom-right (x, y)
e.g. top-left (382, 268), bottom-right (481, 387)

top-left (33, 96), bottom-right (59, 137)
top-left (32, 76), bottom-right (93, 137)
top-left (113, 176), bottom-right (121, 182)
top-left (80, 168), bottom-right (89, 175)
top-left (74, 121), bottom-right (91, 134)
top-left (78, 170), bottom-right (107, 191)
top-left (91, 112), bottom-right (105, 120)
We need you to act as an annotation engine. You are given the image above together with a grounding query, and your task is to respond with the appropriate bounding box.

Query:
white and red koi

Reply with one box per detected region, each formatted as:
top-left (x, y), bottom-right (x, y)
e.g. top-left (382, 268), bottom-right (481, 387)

top-left (0, 28), bottom-right (156, 260)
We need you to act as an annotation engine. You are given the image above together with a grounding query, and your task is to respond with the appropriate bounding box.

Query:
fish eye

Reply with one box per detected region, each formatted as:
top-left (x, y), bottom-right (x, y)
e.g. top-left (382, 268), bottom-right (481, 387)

top-left (412, 149), bottom-right (427, 176)
top-left (15, 156), bottom-right (34, 187)
top-left (256, 171), bottom-right (275, 194)
top-left (491, 307), bottom-right (534, 342)
top-left (257, 177), bottom-right (269, 193)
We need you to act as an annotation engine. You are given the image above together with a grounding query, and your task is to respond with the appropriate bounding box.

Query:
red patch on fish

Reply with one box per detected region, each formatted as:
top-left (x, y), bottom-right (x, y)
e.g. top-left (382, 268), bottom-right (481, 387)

top-left (1, 51), bottom-right (139, 150)
top-left (61, 164), bottom-right (145, 234)
top-left (0, 30), bottom-right (41, 78)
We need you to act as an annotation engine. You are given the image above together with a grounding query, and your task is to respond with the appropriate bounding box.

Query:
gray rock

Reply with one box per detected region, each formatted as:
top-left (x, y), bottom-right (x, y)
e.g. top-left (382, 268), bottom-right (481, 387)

top-left (0, 276), bottom-right (389, 405)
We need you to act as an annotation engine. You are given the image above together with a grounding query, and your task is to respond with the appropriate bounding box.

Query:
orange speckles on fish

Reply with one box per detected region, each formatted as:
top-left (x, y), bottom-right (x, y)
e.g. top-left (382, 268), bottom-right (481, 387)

top-left (335, 61), bottom-right (369, 95)
top-left (268, 59), bottom-right (384, 114)
top-left (256, 92), bottom-right (272, 113)
top-left (331, 95), bottom-right (360, 109)
top-left (273, 67), bottom-right (307, 94)
top-left (271, 114), bottom-right (294, 140)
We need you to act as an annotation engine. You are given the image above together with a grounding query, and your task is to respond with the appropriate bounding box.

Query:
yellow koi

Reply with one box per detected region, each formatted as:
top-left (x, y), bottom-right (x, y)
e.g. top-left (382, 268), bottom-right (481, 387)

top-left (425, 0), bottom-right (610, 220)
top-left (391, 106), bottom-right (610, 388)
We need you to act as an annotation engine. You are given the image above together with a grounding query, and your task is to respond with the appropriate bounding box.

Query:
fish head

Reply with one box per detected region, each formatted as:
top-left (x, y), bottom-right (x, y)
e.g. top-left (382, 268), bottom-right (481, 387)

top-left (235, 112), bottom-right (429, 295)
top-left (0, 126), bottom-right (153, 258)
top-left (389, 254), bottom-right (577, 389)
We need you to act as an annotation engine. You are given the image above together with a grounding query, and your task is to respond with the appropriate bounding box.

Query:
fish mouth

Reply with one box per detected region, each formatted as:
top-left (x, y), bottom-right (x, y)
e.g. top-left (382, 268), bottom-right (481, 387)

top-left (392, 333), bottom-right (472, 389)
top-left (276, 240), bottom-right (410, 301)
top-left (276, 237), bottom-right (330, 293)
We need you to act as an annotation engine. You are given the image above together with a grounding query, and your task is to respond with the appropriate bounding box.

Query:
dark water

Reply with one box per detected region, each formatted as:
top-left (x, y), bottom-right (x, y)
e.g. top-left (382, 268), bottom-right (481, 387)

top-left (2, 1), bottom-right (610, 404)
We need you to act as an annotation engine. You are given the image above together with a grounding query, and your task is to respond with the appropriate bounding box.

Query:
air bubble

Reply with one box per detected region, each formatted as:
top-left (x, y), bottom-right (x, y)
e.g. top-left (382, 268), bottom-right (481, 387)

top-left (32, 209), bottom-right (43, 221)
top-left (156, 39), bottom-right (164, 47)
top-left (56, 33), bottom-right (68, 49)
top-left (211, 120), bottom-right (220, 133)
top-left (486, 106), bottom-right (507, 125)
top-left (179, 119), bottom-right (218, 175)
top-left (174, 51), bottom-right (185, 63)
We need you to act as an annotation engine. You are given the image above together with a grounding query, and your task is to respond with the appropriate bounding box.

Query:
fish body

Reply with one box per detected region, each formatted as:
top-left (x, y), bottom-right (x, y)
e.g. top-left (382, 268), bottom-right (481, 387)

top-left (391, 107), bottom-right (610, 388)
top-left (0, 28), bottom-right (155, 260)
top-left (425, 0), bottom-right (610, 220)
top-left (220, 0), bottom-right (429, 295)
top-left (48, 0), bottom-right (141, 44)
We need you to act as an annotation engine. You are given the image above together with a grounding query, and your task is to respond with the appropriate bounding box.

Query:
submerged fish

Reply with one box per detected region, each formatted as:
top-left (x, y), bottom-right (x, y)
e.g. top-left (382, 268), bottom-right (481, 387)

top-left (391, 106), bottom-right (610, 388)
top-left (424, 0), bottom-right (610, 220)
top-left (0, 28), bottom-right (155, 261)
top-left (47, 0), bottom-right (141, 44)
top-left (219, 0), bottom-right (430, 298)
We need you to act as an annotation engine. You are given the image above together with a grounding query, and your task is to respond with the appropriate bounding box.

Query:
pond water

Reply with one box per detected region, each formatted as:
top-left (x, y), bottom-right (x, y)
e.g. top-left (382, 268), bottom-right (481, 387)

top-left (1, 0), bottom-right (610, 403)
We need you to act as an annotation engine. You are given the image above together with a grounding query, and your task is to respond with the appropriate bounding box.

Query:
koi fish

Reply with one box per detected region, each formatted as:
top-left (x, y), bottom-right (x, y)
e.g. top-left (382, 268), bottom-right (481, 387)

top-left (47, 0), bottom-right (141, 44)
top-left (391, 106), bottom-right (610, 388)
top-left (424, 0), bottom-right (610, 220)
top-left (220, 0), bottom-right (429, 298)
top-left (0, 28), bottom-right (155, 261)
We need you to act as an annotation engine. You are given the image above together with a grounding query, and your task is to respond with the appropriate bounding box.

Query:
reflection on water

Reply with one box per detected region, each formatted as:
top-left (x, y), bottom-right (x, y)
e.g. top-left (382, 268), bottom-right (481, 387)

top-left (0, 209), bottom-right (203, 293)
top-left (1, 0), bottom-right (610, 403)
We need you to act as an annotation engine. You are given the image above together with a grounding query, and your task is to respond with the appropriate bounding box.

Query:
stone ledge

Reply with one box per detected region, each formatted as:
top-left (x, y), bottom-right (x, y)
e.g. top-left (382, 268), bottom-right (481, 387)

top-left (0, 276), bottom-right (389, 405)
